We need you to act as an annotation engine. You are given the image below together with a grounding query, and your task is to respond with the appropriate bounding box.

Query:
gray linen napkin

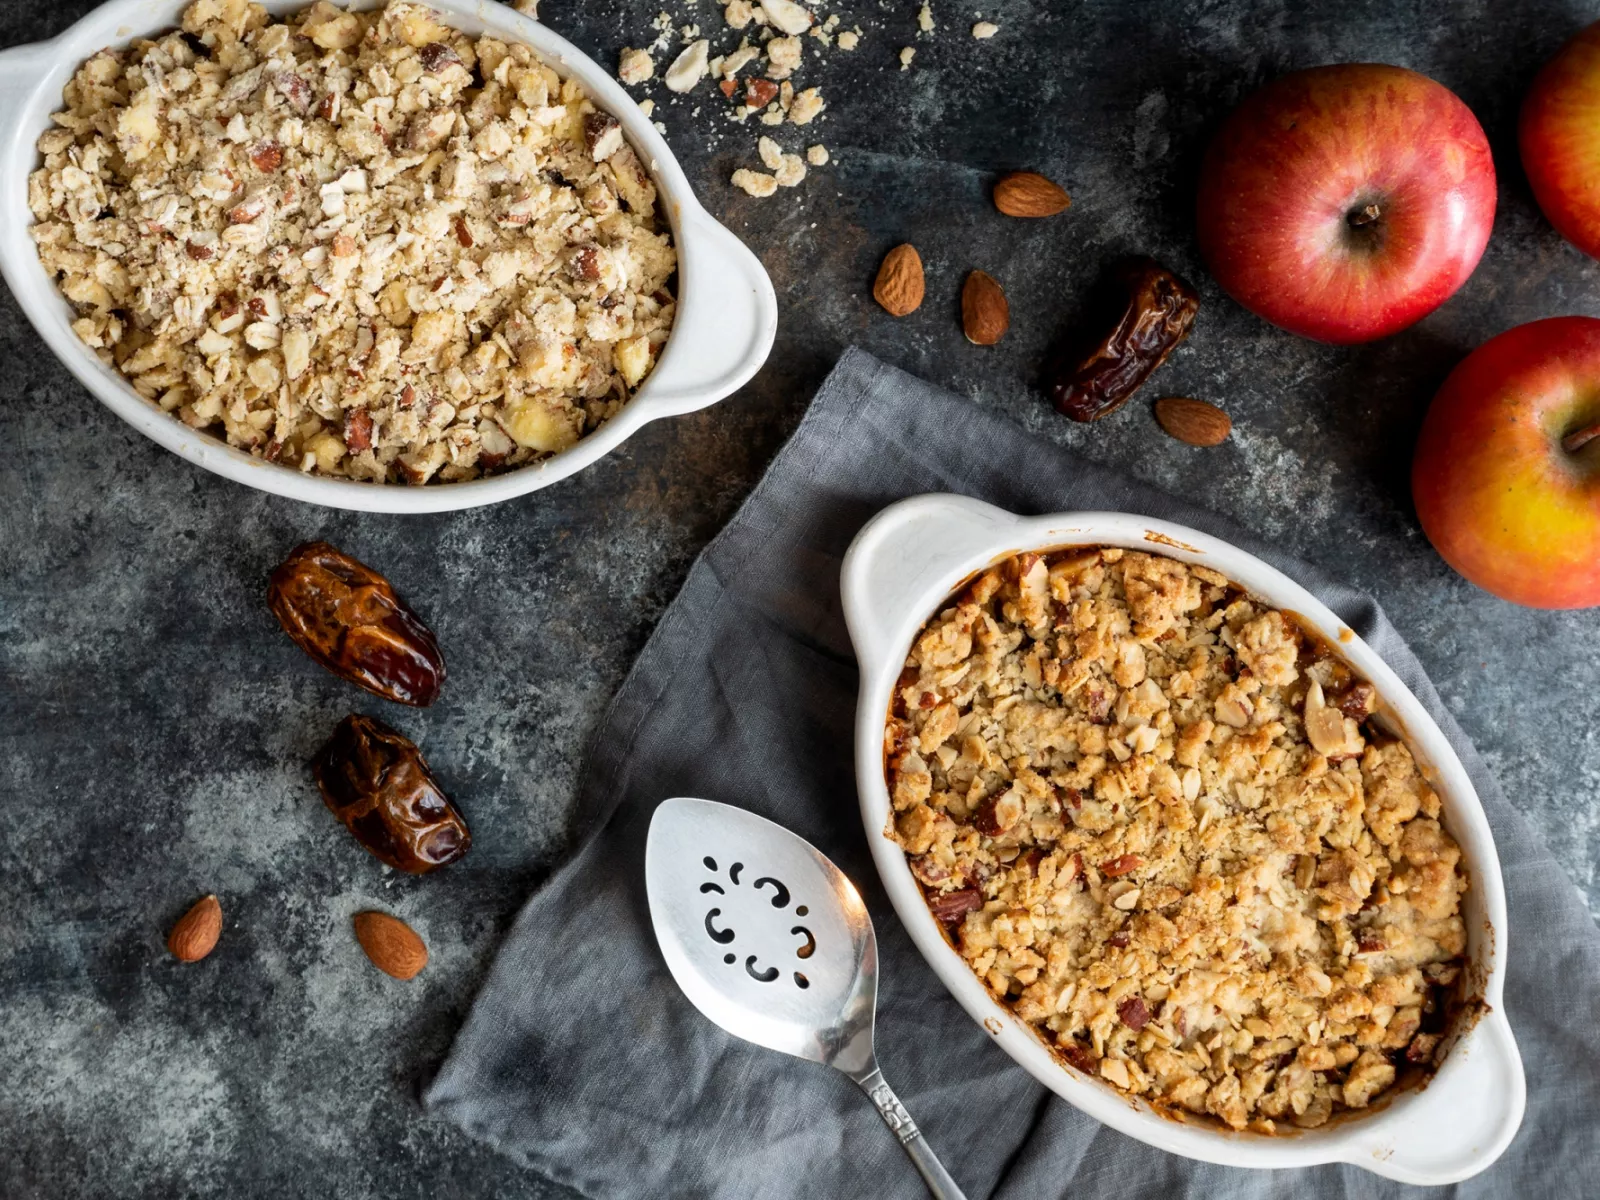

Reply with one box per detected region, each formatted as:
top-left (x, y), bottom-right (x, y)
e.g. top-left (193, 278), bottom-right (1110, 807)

top-left (424, 347), bottom-right (1600, 1198)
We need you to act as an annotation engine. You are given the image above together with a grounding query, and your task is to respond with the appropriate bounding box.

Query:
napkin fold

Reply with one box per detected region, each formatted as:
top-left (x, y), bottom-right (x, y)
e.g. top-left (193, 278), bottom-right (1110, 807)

top-left (425, 348), bottom-right (1600, 1198)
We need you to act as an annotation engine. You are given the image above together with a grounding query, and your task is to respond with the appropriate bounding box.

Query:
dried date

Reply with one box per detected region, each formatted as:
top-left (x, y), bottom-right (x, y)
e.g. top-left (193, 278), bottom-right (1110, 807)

top-left (927, 887), bottom-right (983, 925)
top-left (313, 714), bottom-right (470, 873)
top-left (268, 541), bottom-right (445, 706)
top-left (1117, 995), bottom-right (1150, 1031)
top-left (1335, 681), bottom-right (1377, 720)
top-left (1044, 257), bottom-right (1199, 422)
top-left (1060, 1039), bottom-right (1097, 1073)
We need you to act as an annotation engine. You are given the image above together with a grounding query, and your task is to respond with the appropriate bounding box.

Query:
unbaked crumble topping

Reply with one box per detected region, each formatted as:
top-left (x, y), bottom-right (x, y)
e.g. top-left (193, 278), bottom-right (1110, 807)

top-left (29, 0), bottom-right (677, 484)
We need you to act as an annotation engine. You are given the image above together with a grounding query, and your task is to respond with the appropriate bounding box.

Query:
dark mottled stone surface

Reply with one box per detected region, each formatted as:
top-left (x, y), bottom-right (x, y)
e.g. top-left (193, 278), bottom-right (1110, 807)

top-left (3, 1), bottom-right (1598, 1196)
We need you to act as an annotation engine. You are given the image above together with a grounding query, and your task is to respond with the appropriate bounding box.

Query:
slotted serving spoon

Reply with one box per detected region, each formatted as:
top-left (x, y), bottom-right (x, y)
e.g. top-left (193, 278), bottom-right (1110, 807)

top-left (645, 797), bottom-right (968, 1200)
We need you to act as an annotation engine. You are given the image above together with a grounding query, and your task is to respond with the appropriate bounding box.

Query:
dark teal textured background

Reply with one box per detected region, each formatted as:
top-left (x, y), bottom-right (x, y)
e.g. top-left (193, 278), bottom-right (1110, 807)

top-left (3, 1), bottom-right (1598, 1196)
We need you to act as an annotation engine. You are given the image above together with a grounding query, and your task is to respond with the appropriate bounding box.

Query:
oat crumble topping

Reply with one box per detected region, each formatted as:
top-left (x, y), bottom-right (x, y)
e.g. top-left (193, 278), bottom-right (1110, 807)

top-left (29, 0), bottom-right (677, 484)
top-left (886, 547), bottom-right (1468, 1132)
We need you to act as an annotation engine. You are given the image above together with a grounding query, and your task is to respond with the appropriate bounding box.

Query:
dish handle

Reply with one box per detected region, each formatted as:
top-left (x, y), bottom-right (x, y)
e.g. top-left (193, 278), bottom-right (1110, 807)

top-left (1343, 1009), bottom-right (1525, 1185)
top-left (841, 494), bottom-right (1018, 676)
top-left (639, 207), bottom-right (777, 418)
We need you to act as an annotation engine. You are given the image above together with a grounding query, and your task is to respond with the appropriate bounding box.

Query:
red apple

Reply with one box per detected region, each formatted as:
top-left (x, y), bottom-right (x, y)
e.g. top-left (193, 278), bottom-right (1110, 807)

top-left (1412, 316), bottom-right (1600, 608)
top-left (1197, 64), bottom-right (1496, 344)
top-left (1521, 22), bottom-right (1600, 259)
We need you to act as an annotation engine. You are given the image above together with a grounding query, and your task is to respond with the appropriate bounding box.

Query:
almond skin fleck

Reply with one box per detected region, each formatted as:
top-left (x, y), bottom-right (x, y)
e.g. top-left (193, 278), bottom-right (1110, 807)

top-left (249, 141), bottom-right (284, 172)
top-left (1099, 853), bottom-right (1144, 878)
top-left (344, 408), bottom-right (374, 453)
top-left (746, 78), bottom-right (779, 109)
top-left (418, 42), bottom-right (463, 73)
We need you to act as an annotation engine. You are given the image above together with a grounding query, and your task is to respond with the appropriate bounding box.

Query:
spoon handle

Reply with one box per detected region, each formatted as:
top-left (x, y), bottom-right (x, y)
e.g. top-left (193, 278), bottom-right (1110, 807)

top-left (854, 1067), bottom-right (968, 1200)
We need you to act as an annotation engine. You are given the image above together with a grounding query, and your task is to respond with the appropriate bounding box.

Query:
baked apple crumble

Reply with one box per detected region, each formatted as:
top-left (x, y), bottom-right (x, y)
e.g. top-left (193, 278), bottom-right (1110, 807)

top-left (29, 0), bottom-right (676, 484)
top-left (885, 546), bottom-right (1468, 1132)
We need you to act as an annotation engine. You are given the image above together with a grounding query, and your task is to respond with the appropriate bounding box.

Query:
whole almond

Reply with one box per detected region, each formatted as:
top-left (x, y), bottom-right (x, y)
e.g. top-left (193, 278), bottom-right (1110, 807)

top-left (873, 243), bottom-right (925, 317)
top-left (993, 171), bottom-right (1071, 218)
top-left (962, 270), bottom-right (1010, 345)
top-left (1154, 397), bottom-right (1231, 447)
top-left (168, 894), bottom-right (222, 963)
top-left (353, 911), bottom-right (428, 980)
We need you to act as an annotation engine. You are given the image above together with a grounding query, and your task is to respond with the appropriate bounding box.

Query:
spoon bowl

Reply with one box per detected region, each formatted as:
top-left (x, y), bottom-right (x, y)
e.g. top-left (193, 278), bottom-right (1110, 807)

top-left (645, 798), bottom-right (967, 1200)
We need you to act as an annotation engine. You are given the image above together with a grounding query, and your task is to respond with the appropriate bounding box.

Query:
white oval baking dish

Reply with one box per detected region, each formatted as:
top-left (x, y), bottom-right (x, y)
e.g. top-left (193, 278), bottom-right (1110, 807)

top-left (841, 493), bottom-right (1525, 1185)
top-left (0, 0), bottom-right (776, 513)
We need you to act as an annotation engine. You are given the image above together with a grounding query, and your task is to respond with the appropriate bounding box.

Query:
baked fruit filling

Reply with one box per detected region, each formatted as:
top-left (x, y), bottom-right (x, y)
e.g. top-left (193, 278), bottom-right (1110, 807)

top-left (886, 546), bottom-right (1468, 1133)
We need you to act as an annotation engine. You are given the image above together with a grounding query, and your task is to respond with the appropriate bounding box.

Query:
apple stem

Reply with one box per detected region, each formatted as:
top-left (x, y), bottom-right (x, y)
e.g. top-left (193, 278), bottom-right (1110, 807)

top-left (1348, 202), bottom-right (1382, 228)
top-left (1562, 422), bottom-right (1600, 454)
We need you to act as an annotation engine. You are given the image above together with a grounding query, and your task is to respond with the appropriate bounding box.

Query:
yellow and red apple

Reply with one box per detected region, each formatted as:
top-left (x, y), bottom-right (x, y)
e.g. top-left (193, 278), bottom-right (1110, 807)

top-left (1521, 22), bottom-right (1600, 259)
top-left (1413, 316), bottom-right (1600, 608)
top-left (1197, 64), bottom-right (1496, 344)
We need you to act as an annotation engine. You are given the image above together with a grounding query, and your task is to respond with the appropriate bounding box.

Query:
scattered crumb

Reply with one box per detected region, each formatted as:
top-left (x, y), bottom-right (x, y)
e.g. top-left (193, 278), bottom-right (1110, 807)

top-left (609, 4), bottom-right (988, 197)
top-left (638, 98), bottom-right (656, 116)
top-left (732, 168), bottom-right (779, 197)
top-left (789, 86), bottom-right (825, 124)
top-left (513, 0), bottom-right (539, 16)
top-left (664, 38), bottom-right (710, 92)
top-left (618, 46), bottom-right (655, 85)
top-left (766, 35), bottom-right (803, 79)
top-left (757, 136), bottom-right (806, 186)
top-left (775, 154), bottom-right (807, 187)
top-left (762, 0), bottom-right (816, 36)
top-left (722, 44), bottom-right (760, 76)
top-left (651, 10), bottom-right (674, 44)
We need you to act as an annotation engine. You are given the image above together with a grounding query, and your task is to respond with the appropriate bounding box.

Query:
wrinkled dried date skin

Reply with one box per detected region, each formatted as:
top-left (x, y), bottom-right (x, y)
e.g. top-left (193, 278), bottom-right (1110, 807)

top-left (927, 887), bottom-right (983, 925)
top-left (313, 714), bottom-right (470, 873)
top-left (268, 541), bottom-right (445, 706)
top-left (1045, 257), bottom-right (1200, 422)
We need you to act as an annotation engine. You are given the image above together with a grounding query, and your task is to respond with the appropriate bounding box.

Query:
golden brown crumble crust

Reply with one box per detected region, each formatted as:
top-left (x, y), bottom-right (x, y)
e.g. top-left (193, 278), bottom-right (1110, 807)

top-left (886, 546), bottom-right (1467, 1133)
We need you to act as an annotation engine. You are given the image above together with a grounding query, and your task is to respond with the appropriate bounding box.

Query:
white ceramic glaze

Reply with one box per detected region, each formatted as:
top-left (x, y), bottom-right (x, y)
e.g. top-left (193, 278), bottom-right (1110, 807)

top-left (841, 493), bottom-right (1525, 1184)
top-left (0, 0), bottom-right (777, 512)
